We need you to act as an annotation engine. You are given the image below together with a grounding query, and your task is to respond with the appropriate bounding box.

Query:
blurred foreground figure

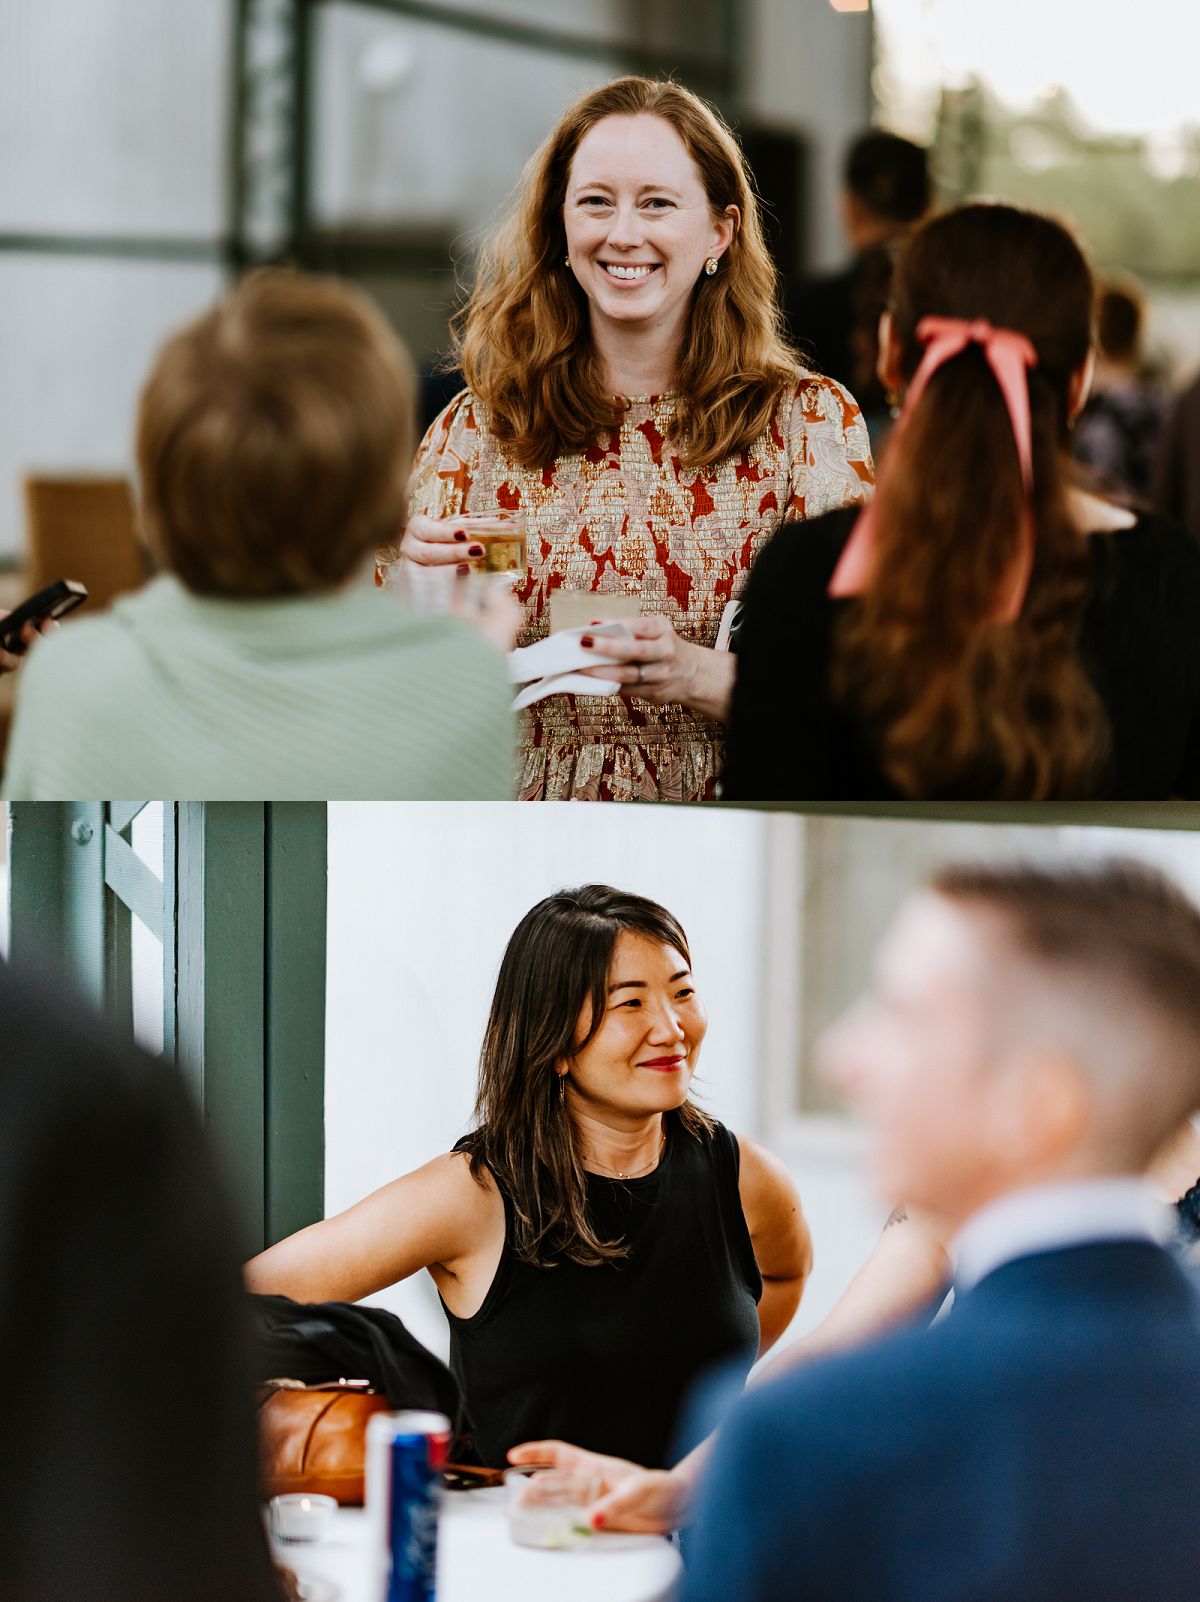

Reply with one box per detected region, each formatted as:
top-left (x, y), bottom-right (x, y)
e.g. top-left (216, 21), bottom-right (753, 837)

top-left (0, 962), bottom-right (281, 1602)
top-left (683, 858), bottom-right (1200, 1602)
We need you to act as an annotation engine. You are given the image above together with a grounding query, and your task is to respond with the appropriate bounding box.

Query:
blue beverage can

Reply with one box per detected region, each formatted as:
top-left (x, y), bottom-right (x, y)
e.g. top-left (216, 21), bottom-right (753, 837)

top-left (366, 1410), bottom-right (451, 1602)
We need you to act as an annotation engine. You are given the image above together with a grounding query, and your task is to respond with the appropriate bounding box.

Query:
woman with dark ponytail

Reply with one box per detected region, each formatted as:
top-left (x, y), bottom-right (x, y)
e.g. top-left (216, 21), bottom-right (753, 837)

top-left (723, 202), bottom-right (1200, 801)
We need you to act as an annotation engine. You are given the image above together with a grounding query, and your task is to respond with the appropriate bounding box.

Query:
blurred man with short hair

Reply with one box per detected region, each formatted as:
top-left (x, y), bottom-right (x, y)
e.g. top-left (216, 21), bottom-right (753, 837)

top-left (682, 858), bottom-right (1200, 1602)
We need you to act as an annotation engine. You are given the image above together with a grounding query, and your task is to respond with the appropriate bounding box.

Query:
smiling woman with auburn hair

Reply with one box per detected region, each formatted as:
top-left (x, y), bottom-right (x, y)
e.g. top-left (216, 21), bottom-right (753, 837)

top-left (246, 885), bottom-right (812, 1470)
top-left (382, 76), bottom-right (873, 801)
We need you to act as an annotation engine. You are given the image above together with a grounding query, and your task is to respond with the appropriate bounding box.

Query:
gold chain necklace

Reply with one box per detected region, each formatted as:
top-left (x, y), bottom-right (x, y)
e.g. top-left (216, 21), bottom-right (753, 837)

top-left (587, 1128), bottom-right (667, 1180)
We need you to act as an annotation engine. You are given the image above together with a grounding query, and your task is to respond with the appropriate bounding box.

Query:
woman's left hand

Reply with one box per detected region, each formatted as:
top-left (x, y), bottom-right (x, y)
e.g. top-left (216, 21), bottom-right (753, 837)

top-left (578, 615), bottom-right (698, 706)
top-left (578, 614), bottom-right (735, 722)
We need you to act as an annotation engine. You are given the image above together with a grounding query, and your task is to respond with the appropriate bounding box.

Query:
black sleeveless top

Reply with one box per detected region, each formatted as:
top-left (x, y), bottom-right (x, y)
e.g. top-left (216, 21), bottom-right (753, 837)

top-left (444, 1117), bottom-right (762, 1469)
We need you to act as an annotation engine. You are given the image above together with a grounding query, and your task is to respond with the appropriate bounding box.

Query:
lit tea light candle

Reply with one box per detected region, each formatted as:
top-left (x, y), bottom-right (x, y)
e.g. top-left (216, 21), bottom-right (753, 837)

top-left (269, 1492), bottom-right (338, 1544)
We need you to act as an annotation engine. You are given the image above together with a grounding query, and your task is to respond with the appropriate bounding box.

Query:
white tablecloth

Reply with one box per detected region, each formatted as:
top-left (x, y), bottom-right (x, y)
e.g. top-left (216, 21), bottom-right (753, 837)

top-left (271, 1491), bottom-right (680, 1602)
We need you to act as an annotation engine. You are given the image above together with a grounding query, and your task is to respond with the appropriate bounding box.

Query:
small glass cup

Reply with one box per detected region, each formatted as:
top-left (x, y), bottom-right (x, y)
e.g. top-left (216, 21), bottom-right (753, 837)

top-left (505, 1467), bottom-right (601, 1550)
top-left (456, 511), bottom-right (527, 582)
top-left (268, 1493), bottom-right (337, 1544)
top-left (386, 511), bottom-right (526, 616)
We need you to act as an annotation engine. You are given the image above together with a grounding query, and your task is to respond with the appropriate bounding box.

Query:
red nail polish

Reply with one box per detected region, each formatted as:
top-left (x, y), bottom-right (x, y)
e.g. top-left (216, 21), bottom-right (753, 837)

top-left (591, 1513), bottom-right (605, 1530)
top-left (580, 634), bottom-right (594, 648)
top-left (454, 530), bottom-right (468, 542)
top-left (457, 563), bottom-right (471, 576)
top-left (468, 544), bottom-right (485, 557)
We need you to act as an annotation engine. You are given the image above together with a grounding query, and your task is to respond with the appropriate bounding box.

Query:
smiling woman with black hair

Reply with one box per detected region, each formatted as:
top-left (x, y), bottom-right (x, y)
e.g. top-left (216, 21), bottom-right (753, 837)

top-left (247, 884), bottom-right (811, 1469)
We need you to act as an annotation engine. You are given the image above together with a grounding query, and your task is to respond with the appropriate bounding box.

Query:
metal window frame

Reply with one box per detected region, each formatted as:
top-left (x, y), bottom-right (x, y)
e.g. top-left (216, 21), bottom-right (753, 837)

top-left (1, 0), bottom-right (743, 275)
top-left (6, 801), bottom-right (327, 1255)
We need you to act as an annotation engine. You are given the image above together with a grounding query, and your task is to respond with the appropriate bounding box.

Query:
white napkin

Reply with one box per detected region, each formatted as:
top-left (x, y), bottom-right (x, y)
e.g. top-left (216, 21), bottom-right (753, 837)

top-left (507, 623), bottom-right (630, 710)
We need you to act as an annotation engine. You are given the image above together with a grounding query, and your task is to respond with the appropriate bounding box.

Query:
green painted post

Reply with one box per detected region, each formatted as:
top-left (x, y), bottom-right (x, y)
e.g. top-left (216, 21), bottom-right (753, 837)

top-left (7, 802), bottom-right (106, 1008)
top-left (264, 803), bottom-right (327, 1244)
top-left (174, 802), bottom-right (269, 1253)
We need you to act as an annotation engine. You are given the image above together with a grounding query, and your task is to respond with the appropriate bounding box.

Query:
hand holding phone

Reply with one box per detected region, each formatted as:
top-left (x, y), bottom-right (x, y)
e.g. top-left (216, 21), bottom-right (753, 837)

top-left (0, 579), bottom-right (88, 666)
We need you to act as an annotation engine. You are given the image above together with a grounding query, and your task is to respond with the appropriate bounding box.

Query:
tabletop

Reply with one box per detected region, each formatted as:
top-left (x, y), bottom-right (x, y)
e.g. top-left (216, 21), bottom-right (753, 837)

top-left (270, 1489), bottom-right (681, 1602)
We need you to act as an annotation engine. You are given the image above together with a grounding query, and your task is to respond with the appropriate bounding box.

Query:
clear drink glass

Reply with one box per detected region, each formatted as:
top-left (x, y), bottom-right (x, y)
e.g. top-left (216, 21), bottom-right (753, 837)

top-left (456, 511), bottom-right (527, 583)
top-left (504, 1467), bottom-right (601, 1549)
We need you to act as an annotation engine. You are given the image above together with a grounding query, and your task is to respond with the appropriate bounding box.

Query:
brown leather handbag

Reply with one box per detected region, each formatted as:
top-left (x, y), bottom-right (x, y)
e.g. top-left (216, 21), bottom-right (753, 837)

top-left (257, 1380), bottom-right (390, 1505)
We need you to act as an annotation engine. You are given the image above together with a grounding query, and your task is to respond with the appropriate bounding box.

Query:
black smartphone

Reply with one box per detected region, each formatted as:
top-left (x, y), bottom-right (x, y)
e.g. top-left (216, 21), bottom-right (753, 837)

top-left (0, 579), bottom-right (88, 654)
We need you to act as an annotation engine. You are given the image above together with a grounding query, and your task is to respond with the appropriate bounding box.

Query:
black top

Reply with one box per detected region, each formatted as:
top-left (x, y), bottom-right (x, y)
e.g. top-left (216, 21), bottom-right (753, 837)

top-left (444, 1118), bottom-right (762, 1469)
top-left (723, 505), bottom-right (1200, 801)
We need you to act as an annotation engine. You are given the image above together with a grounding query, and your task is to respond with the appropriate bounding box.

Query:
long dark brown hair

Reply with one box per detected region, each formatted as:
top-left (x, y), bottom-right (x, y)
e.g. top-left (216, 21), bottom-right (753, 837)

top-left (832, 202), bottom-right (1111, 798)
top-left (456, 76), bottom-right (798, 471)
top-left (458, 885), bottom-right (714, 1268)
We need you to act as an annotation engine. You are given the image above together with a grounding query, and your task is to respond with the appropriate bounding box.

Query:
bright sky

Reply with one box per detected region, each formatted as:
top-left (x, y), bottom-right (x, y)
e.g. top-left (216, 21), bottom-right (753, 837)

top-left (873, 0), bottom-right (1200, 140)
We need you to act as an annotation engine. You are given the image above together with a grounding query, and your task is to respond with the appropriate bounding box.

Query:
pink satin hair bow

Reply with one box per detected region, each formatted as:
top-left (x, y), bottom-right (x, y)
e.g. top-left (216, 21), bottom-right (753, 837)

top-left (828, 314), bottom-right (1039, 624)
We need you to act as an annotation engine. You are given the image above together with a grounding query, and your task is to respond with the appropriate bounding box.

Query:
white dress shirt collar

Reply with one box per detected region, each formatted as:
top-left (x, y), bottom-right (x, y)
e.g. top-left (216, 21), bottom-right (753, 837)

top-left (951, 1176), bottom-right (1174, 1295)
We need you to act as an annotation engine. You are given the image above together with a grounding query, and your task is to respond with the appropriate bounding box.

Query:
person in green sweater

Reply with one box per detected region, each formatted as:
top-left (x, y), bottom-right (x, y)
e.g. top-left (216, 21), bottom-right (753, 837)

top-left (3, 270), bottom-right (516, 800)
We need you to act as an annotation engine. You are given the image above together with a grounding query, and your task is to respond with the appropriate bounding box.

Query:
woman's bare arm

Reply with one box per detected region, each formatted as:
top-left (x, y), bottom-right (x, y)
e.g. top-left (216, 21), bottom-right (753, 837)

top-left (748, 1203), bottom-right (949, 1387)
top-left (244, 1151), bottom-right (495, 1305)
top-left (736, 1136), bottom-right (813, 1358)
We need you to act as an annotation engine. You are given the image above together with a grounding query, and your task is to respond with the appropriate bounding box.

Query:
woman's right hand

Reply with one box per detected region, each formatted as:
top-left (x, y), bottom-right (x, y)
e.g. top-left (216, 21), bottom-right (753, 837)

top-left (506, 1440), bottom-right (693, 1533)
top-left (399, 514), bottom-right (489, 569)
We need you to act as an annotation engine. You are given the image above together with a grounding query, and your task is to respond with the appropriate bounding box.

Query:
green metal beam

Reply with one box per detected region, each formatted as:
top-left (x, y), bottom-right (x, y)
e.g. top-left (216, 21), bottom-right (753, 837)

top-left (174, 802), bottom-right (269, 1252)
top-left (172, 803), bottom-right (328, 1253)
top-left (0, 232), bottom-right (229, 264)
top-left (264, 803), bottom-right (328, 1244)
top-left (7, 803), bottom-right (106, 1008)
top-left (102, 824), bottom-right (165, 944)
top-left (726, 801), bottom-right (1200, 831)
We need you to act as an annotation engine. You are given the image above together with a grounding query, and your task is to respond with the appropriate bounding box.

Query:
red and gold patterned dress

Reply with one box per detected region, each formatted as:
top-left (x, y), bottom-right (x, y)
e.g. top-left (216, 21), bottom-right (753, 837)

top-left (399, 374), bottom-right (873, 801)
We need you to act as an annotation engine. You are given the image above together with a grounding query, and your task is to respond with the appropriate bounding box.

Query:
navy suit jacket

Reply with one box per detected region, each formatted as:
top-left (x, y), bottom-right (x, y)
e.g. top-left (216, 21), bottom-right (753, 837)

top-left (681, 1241), bottom-right (1200, 1602)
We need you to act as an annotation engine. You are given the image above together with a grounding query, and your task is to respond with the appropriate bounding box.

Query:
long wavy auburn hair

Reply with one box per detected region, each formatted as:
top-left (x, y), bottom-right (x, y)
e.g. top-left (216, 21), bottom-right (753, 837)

top-left (457, 885), bottom-right (714, 1269)
top-left (832, 203), bottom-right (1112, 799)
top-left (455, 76), bottom-right (798, 471)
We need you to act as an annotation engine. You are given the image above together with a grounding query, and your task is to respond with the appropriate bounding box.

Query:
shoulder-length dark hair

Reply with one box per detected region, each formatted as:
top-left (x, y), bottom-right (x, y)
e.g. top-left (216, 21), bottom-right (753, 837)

top-left (832, 202), bottom-right (1111, 799)
top-left (456, 75), bottom-right (798, 472)
top-left (458, 885), bottom-right (714, 1268)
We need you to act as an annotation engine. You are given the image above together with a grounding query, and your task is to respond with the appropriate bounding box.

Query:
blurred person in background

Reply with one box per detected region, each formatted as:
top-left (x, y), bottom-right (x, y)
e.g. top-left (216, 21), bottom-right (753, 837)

top-left (2, 269), bottom-right (515, 800)
top-left (0, 959), bottom-right (281, 1602)
top-left (683, 857), bottom-right (1200, 1602)
top-left (725, 203), bottom-right (1200, 802)
top-left (385, 76), bottom-right (872, 802)
top-left (1072, 276), bottom-right (1169, 503)
top-left (784, 129), bottom-right (932, 398)
top-left (247, 886), bottom-right (812, 1470)
top-left (1152, 368), bottom-right (1200, 545)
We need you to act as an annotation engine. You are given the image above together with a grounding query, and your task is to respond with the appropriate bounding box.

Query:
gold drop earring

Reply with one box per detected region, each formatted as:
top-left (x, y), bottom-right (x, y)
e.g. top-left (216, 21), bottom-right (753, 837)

top-left (704, 257), bottom-right (719, 276)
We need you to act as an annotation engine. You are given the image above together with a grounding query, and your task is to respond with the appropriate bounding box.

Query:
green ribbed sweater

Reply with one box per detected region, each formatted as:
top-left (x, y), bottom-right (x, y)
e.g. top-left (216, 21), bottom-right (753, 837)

top-left (2, 574), bottom-right (514, 800)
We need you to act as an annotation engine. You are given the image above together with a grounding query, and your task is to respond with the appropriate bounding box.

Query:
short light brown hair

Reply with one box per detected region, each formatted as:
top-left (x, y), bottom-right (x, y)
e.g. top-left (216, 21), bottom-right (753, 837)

top-left (136, 268), bottom-right (414, 597)
top-left (933, 857), bottom-right (1200, 1157)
